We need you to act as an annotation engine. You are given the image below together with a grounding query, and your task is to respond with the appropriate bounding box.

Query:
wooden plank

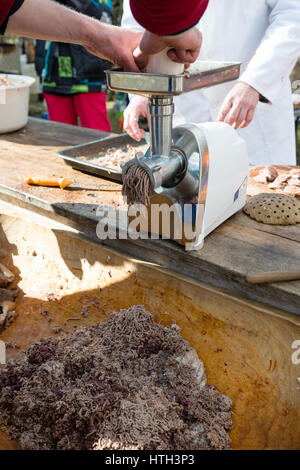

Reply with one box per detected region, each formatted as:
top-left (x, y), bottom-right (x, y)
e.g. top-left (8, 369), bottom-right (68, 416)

top-left (227, 211), bottom-right (300, 244)
top-left (0, 215), bottom-right (299, 450)
top-left (0, 119), bottom-right (299, 315)
top-left (0, 185), bottom-right (299, 315)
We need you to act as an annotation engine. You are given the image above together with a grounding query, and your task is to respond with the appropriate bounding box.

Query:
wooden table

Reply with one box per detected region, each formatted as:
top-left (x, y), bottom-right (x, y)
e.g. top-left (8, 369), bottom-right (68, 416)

top-left (0, 118), bottom-right (299, 315)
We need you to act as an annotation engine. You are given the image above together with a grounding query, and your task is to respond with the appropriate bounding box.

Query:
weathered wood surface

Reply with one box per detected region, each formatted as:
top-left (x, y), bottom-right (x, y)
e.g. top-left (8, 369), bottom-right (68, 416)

top-left (0, 215), bottom-right (299, 450)
top-left (0, 118), bottom-right (299, 315)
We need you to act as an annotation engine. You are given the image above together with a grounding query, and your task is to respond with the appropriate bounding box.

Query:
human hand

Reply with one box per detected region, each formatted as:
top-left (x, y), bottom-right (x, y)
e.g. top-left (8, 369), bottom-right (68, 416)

top-left (133, 27), bottom-right (202, 70)
top-left (85, 23), bottom-right (144, 72)
top-left (217, 82), bottom-right (260, 129)
top-left (123, 95), bottom-right (148, 141)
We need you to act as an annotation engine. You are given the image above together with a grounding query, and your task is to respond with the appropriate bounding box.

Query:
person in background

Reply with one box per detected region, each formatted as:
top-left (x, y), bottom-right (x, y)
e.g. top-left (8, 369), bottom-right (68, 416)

top-left (1, 0), bottom-right (205, 73)
top-left (123, 0), bottom-right (300, 166)
top-left (35, 0), bottom-right (113, 131)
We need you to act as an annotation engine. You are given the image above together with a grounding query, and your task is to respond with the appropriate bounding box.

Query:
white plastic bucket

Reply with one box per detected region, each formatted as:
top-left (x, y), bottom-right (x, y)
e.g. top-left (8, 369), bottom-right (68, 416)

top-left (0, 74), bottom-right (35, 134)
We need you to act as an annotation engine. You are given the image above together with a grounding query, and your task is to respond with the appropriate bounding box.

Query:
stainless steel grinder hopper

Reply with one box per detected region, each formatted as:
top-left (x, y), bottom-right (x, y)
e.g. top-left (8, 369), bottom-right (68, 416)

top-left (105, 62), bottom-right (248, 250)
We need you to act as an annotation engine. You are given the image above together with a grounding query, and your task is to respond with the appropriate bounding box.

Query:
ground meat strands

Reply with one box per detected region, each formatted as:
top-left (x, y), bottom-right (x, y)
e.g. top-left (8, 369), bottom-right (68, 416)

top-left (0, 306), bottom-right (233, 450)
top-left (122, 164), bottom-right (152, 206)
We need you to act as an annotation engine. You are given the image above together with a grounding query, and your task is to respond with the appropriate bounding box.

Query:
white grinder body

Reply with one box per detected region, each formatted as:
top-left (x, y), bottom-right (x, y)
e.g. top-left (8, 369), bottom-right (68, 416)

top-left (151, 121), bottom-right (249, 250)
top-left (191, 121), bottom-right (248, 249)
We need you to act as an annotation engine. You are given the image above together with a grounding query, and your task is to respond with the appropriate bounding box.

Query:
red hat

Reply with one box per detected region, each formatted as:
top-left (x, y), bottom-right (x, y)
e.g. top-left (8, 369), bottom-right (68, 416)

top-left (0, 0), bottom-right (15, 27)
top-left (130, 0), bottom-right (209, 36)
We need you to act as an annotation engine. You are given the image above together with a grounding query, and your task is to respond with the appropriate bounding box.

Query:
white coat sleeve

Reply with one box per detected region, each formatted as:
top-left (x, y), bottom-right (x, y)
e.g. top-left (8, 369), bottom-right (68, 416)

top-left (121, 0), bottom-right (144, 31)
top-left (239, 0), bottom-right (300, 103)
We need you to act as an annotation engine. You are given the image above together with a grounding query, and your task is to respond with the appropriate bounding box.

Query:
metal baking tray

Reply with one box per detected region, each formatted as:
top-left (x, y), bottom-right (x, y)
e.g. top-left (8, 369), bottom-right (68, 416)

top-left (57, 133), bottom-right (149, 183)
top-left (106, 61), bottom-right (241, 97)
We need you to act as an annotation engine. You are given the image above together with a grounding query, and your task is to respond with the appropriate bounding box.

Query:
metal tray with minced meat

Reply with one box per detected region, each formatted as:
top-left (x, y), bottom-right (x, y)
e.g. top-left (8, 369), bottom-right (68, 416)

top-left (79, 144), bottom-right (149, 172)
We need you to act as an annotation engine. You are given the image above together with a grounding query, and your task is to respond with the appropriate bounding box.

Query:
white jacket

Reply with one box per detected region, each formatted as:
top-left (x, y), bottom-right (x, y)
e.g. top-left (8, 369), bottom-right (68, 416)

top-left (122, 0), bottom-right (300, 165)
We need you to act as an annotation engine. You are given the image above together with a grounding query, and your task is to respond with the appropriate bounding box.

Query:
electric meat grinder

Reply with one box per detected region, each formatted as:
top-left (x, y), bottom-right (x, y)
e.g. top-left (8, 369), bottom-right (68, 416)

top-left (106, 62), bottom-right (248, 250)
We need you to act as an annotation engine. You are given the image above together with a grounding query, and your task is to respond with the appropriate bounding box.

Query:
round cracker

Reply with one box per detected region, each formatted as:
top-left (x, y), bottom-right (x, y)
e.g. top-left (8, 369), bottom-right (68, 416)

top-left (243, 193), bottom-right (300, 225)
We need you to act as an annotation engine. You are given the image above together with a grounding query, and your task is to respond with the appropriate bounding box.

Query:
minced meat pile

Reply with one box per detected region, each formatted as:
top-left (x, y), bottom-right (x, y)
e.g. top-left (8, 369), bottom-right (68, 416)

top-left (0, 305), bottom-right (233, 450)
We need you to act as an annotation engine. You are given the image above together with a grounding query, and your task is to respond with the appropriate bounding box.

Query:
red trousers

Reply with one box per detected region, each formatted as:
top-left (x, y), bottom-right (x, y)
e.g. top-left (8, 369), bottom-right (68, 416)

top-left (44, 91), bottom-right (111, 132)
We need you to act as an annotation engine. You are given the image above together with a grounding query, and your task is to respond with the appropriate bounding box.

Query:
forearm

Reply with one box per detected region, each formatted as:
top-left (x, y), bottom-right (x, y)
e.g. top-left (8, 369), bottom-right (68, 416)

top-left (6, 0), bottom-right (99, 49)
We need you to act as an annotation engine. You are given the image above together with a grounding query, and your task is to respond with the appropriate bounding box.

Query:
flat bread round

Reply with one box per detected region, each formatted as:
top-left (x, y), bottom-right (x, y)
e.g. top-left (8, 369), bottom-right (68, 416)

top-left (243, 193), bottom-right (300, 225)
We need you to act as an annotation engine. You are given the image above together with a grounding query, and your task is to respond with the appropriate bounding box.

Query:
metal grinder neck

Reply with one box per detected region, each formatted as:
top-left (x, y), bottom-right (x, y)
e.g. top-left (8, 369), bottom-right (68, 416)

top-left (148, 96), bottom-right (174, 157)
